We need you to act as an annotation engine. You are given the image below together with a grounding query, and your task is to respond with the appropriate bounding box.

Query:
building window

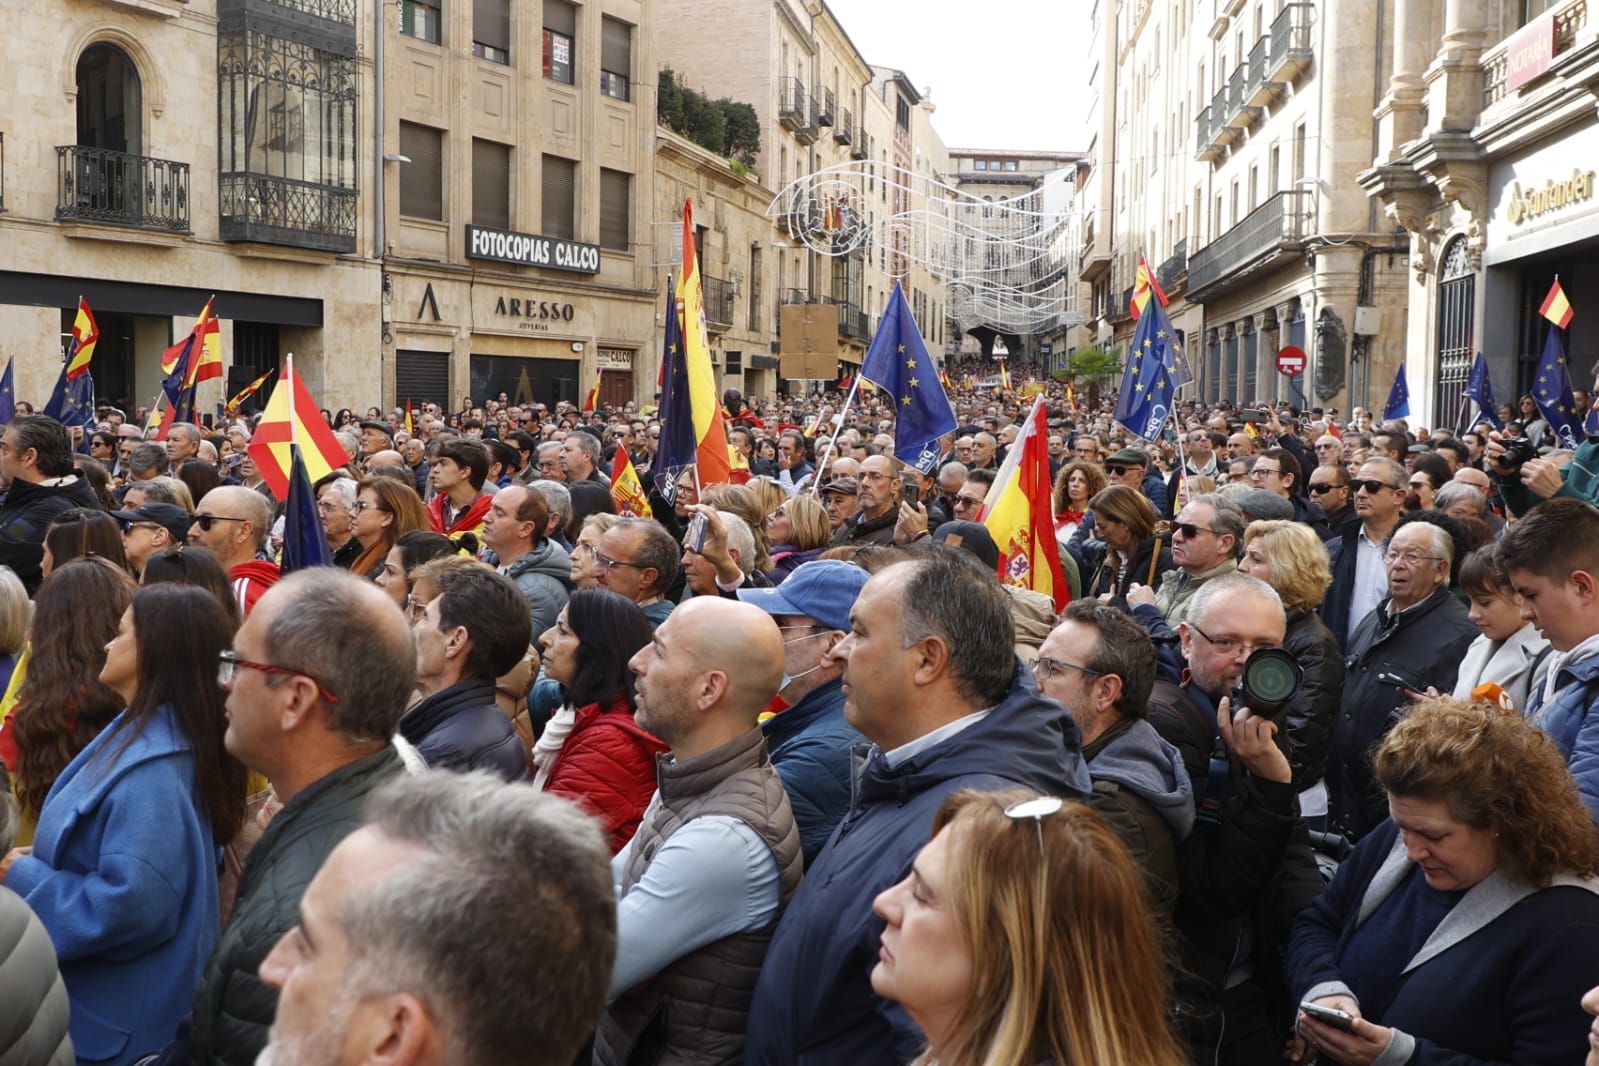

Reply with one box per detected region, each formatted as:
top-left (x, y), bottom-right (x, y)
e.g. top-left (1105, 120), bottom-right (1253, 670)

top-left (400, 122), bottom-right (443, 220)
top-left (542, 154), bottom-right (576, 239)
top-left (599, 168), bottom-right (630, 250)
top-left (600, 17), bottom-right (632, 100)
top-left (543, 0), bottom-right (574, 84)
top-left (472, 0), bottom-right (510, 64)
top-left (401, 0), bottom-right (440, 44)
top-left (1435, 238), bottom-right (1477, 425)
top-left (473, 139), bottom-right (510, 229)
top-left (1003, 160), bottom-right (1017, 171)
top-left (974, 160), bottom-right (987, 171)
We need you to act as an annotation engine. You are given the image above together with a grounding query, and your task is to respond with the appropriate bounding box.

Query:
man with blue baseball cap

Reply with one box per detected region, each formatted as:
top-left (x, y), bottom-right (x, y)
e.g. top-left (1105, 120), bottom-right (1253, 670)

top-left (738, 560), bottom-right (870, 864)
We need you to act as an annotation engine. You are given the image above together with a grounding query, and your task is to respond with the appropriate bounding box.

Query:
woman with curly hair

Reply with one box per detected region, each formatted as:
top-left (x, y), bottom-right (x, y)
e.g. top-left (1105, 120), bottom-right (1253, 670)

top-left (872, 789), bottom-right (1187, 1066)
top-left (1051, 459), bottom-right (1107, 552)
top-left (1287, 699), bottom-right (1599, 1065)
top-left (4, 558), bottom-right (136, 843)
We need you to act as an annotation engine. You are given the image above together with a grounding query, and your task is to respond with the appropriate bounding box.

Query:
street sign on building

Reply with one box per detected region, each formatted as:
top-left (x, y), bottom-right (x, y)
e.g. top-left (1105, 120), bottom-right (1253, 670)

top-left (1276, 345), bottom-right (1307, 377)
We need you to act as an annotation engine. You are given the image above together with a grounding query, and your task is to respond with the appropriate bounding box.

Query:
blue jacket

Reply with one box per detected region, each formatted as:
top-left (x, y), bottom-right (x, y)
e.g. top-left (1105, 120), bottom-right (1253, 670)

top-left (1527, 652), bottom-right (1599, 822)
top-left (744, 663), bottom-right (1093, 1065)
top-left (5, 704), bottom-right (220, 1065)
top-left (399, 678), bottom-right (530, 783)
top-left (761, 677), bottom-right (862, 867)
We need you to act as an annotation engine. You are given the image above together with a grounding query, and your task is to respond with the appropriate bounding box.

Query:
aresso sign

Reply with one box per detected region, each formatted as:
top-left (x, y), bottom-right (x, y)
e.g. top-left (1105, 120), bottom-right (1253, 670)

top-left (465, 225), bottom-right (602, 274)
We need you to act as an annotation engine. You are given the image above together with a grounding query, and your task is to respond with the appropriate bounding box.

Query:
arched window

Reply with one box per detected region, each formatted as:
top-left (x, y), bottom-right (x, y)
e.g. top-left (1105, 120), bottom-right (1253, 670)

top-left (76, 43), bottom-right (142, 154)
top-left (1435, 237), bottom-right (1476, 428)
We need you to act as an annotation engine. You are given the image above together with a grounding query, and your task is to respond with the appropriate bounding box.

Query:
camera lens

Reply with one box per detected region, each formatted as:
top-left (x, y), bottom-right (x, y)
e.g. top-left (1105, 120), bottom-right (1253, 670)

top-left (1244, 650), bottom-right (1300, 704)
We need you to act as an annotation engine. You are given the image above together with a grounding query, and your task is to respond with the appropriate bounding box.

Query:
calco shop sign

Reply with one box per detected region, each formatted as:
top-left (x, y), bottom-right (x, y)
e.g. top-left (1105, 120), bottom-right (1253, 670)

top-left (465, 225), bottom-right (601, 274)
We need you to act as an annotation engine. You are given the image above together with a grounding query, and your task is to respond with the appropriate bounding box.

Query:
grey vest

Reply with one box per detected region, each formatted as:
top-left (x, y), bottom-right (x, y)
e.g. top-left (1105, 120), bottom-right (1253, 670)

top-left (593, 727), bottom-right (802, 1066)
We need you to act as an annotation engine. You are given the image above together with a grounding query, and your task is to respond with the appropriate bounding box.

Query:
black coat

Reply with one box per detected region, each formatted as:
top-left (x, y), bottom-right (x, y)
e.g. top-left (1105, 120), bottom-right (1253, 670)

top-left (1081, 534), bottom-right (1174, 599)
top-left (1326, 590), bottom-right (1479, 843)
top-left (1282, 608), bottom-right (1344, 790)
top-left (188, 747), bottom-right (403, 1066)
top-left (399, 678), bottom-right (531, 782)
top-left (1320, 521), bottom-right (1378, 650)
top-left (0, 474), bottom-right (104, 594)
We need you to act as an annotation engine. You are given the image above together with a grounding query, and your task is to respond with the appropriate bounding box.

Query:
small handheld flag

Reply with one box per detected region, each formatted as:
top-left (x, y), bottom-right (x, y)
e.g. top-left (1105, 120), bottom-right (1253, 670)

top-left (66, 298), bottom-right (99, 381)
top-left (1541, 278), bottom-right (1575, 329)
top-left (1383, 364), bottom-right (1411, 420)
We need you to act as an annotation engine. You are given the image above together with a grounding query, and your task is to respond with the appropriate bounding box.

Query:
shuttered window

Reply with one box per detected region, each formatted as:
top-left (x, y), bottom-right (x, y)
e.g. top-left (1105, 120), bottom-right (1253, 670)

top-left (600, 17), bottom-right (631, 100)
top-left (397, 350), bottom-right (450, 411)
top-left (472, 139), bottom-right (510, 229)
top-left (472, 0), bottom-right (510, 63)
top-left (599, 168), bottom-right (630, 251)
top-left (543, 0), bottom-right (575, 83)
top-left (542, 155), bottom-right (576, 239)
top-left (399, 122), bottom-right (443, 220)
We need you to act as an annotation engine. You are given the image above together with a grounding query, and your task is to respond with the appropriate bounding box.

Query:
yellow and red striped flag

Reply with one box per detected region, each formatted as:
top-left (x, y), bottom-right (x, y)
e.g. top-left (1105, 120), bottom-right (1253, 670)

top-left (162, 297), bottom-right (223, 385)
top-left (224, 368), bottom-right (274, 416)
top-left (246, 356), bottom-right (351, 499)
top-left (610, 449), bottom-right (654, 518)
top-left (581, 371), bottom-right (601, 414)
top-left (676, 200), bottom-right (731, 484)
top-left (66, 298), bottom-right (99, 381)
top-left (404, 398), bottom-right (415, 435)
top-left (1541, 278), bottom-right (1575, 329)
top-left (980, 395), bottom-right (1068, 611)
top-left (1129, 256), bottom-right (1170, 321)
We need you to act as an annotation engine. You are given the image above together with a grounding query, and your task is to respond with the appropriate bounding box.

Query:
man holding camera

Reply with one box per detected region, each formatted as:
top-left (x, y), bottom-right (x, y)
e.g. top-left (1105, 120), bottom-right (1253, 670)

top-left (1487, 423), bottom-right (1599, 515)
top-left (1325, 518), bottom-right (1477, 844)
top-left (1146, 572), bottom-right (1321, 1065)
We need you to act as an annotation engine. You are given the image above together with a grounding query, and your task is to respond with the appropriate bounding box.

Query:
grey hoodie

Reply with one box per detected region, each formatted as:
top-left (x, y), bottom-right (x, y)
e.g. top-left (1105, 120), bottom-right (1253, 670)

top-left (496, 539), bottom-right (574, 638)
top-left (1082, 716), bottom-right (1196, 916)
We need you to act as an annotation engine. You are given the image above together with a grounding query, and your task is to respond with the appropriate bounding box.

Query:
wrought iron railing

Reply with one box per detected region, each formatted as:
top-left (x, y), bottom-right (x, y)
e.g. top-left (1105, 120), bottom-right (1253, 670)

top-left (828, 297), bottom-right (868, 340)
top-left (702, 274), bottom-right (735, 327)
top-left (1268, 2), bottom-right (1315, 76)
top-left (834, 107), bottom-right (854, 145)
top-left (817, 89), bottom-right (835, 126)
top-left (56, 145), bottom-right (190, 232)
top-left (218, 172), bottom-right (357, 252)
top-left (1158, 238), bottom-right (1188, 289)
top-left (1482, 0), bottom-right (1586, 107)
top-left (778, 288), bottom-right (812, 306)
top-left (1187, 189), bottom-right (1310, 295)
top-left (779, 78), bottom-right (807, 124)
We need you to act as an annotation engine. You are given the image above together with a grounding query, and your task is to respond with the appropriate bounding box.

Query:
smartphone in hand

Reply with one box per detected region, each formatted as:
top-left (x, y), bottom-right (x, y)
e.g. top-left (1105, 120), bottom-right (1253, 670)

top-left (1299, 1002), bottom-right (1355, 1032)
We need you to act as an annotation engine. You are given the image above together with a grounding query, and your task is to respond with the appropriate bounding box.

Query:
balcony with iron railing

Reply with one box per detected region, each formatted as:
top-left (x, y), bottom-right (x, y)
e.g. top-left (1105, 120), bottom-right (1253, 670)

top-left (702, 274), bottom-right (736, 329)
top-left (851, 127), bottom-right (870, 160)
top-left (1193, 3), bottom-right (1313, 159)
top-left (834, 107), bottom-right (854, 145)
top-left (779, 77), bottom-right (808, 131)
top-left (1157, 238), bottom-right (1188, 291)
top-left (827, 297), bottom-right (869, 340)
top-left (1482, 0), bottom-right (1587, 108)
top-left (56, 144), bottom-right (190, 233)
top-left (816, 88), bottom-right (835, 127)
top-left (219, 173), bottom-right (356, 252)
top-left (778, 287), bottom-right (813, 306)
top-left (1186, 189), bottom-right (1311, 299)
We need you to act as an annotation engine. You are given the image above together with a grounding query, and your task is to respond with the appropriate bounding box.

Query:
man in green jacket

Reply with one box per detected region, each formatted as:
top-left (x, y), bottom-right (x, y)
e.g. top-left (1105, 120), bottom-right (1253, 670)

top-left (176, 570), bottom-right (418, 1066)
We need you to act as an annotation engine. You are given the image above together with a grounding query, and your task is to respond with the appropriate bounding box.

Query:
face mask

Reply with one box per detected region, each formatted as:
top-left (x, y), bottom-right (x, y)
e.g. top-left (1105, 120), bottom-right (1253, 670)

top-left (780, 661), bottom-right (826, 692)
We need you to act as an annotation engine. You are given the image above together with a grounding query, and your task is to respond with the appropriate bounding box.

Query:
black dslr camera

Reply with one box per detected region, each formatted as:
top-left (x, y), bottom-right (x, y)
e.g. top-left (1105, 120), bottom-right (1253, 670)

top-left (1494, 436), bottom-right (1537, 473)
top-left (1230, 647), bottom-right (1304, 720)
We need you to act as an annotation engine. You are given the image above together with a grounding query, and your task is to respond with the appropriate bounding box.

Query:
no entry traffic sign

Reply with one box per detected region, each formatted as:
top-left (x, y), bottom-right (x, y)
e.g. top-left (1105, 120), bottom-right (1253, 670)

top-left (1276, 346), bottom-right (1307, 377)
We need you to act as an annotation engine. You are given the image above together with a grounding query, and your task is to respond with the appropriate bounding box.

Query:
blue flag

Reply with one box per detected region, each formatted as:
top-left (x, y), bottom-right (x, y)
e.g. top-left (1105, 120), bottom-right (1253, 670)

top-left (1113, 292), bottom-right (1178, 440)
top-left (860, 283), bottom-right (957, 473)
top-left (43, 362), bottom-right (95, 448)
top-left (281, 444), bottom-right (334, 574)
top-left (160, 344), bottom-right (198, 429)
top-left (654, 280), bottom-right (696, 494)
top-left (0, 358), bottom-right (16, 425)
top-left (1383, 364), bottom-right (1410, 420)
top-left (1533, 327), bottom-right (1584, 449)
top-left (1463, 352), bottom-right (1502, 430)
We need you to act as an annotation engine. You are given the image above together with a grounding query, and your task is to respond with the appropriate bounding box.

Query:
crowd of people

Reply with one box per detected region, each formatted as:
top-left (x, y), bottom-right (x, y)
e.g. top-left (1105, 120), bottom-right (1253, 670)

top-left (6, 373), bottom-right (1599, 1066)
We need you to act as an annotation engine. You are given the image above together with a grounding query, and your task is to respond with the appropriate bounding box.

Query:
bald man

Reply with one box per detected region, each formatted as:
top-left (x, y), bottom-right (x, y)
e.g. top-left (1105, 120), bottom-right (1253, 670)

top-left (190, 485), bottom-right (280, 614)
top-left (595, 597), bottom-right (801, 1066)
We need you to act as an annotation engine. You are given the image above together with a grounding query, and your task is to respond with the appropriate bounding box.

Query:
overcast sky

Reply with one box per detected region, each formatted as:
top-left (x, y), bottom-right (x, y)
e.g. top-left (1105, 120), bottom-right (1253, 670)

top-left (824, 0), bottom-right (1092, 153)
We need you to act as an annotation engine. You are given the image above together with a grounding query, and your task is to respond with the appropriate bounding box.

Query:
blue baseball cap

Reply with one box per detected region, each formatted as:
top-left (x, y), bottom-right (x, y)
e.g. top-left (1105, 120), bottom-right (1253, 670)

top-left (738, 559), bottom-right (869, 632)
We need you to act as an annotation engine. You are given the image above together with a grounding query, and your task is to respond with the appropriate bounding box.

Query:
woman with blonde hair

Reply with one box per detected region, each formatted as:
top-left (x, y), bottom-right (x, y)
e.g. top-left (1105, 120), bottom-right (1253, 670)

top-left (1288, 700), bottom-right (1599, 1065)
top-left (1051, 460), bottom-right (1107, 552)
top-left (569, 512), bottom-right (620, 590)
top-left (349, 476), bottom-right (429, 579)
top-left (1080, 484), bottom-right (1172, 598)
top-left (766, 494), bottom-right (832, 584)
top-left (1238, 519), bottom-right (1344, 796)
top-left (873, 788), bottom-right (1186, 1066)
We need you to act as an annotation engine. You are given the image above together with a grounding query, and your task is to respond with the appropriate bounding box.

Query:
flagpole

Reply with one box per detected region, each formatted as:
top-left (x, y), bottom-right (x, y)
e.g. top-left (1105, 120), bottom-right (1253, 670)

top-left (809, 374), bottom-right (863, 496)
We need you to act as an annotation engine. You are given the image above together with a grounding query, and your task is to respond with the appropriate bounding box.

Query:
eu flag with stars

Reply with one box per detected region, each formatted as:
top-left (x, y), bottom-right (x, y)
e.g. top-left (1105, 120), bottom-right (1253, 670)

top-left (653, 282), bottom-right (696, 493)
top-left (1533, 327), bottom-right (1584, 449)
top-left (1113, 293), bottom-right (1178, 441)
top-left (43, 361), bottom-right (95, 448)
top-left (0, 358), bottom-right (16, 425)
top-left (860, 282), bottom-right (957, 473)
top-left (1464, 352), bottom-right (1502, 430)
top-left (1383, 364), bottom-right (1410, 420)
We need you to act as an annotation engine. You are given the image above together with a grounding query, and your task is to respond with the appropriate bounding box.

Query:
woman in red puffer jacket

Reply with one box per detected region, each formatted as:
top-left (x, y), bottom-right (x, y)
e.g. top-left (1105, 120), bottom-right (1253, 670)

top-left (534, 587), bottom-right (665, 853)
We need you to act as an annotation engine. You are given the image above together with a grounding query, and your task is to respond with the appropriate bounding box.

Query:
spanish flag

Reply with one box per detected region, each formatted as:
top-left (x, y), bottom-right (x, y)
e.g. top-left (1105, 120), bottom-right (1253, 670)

top-left (162, 297), bottom-right (224, 385)
top-left (224, 368), bottom-right (274, 416)
top-left (998, 361), bottom-right (1013, 393)
top-left (582, 371), bottom-right (602, 415)
top-left (980, 395), bottom-right (1068, 611)
top-left (404, 398), bottom-right (415, 435)
top-left (1541, 278), bottom-right (1575, 329)
top-left (66, 298), bottom-right (99, 381)
top-left (675, 200), bottom-right (731, 485)
top-left (246, 355), bottom-right (351, 500)
top-left (610, 449), bottom-right (654, 518)
top-left (1129, 256), bottom-right (1170, 321)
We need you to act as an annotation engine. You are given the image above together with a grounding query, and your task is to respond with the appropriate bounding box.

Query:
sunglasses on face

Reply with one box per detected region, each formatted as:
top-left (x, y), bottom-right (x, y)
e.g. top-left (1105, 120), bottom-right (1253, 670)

top-left (1173, 523), bottom-right (1214, 539)
top-left (1352, 479), bottom-right (1398, 494)
top-left (1307, 483), bottom-right (1338, 495)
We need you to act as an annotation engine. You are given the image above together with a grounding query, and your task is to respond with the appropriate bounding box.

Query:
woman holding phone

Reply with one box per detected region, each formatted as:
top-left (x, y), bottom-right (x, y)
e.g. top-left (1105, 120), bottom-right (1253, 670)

top-left (1287, 700), bottom-right (1599, 1065)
